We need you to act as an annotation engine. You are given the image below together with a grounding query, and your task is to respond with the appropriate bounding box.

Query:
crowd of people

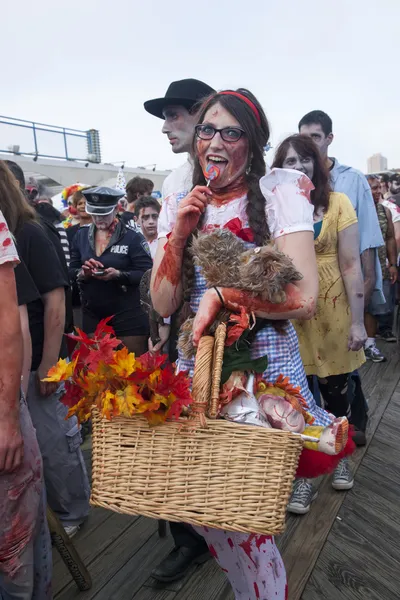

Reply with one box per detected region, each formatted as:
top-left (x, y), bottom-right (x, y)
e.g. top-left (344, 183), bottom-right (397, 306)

top-left (0, 77), bottom-right (399, 600)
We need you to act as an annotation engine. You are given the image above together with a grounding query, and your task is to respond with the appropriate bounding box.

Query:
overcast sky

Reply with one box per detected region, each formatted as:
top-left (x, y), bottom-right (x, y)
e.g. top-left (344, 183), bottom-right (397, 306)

top-left (3, 0), bottom-right (399, 174)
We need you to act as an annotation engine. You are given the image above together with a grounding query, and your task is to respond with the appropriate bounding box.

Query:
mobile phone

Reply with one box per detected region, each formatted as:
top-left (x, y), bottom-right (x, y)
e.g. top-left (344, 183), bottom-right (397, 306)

top-left (93, 269), bottom-right (106, 276)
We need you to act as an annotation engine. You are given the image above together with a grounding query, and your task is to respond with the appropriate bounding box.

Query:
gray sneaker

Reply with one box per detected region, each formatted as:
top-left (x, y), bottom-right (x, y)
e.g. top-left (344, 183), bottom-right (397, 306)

top-left (287, 479), bottom-right (318, 514)
top-left (332, 458), bottom-right (354, 491)
top-left (364, 344), bottom-right (386, 362)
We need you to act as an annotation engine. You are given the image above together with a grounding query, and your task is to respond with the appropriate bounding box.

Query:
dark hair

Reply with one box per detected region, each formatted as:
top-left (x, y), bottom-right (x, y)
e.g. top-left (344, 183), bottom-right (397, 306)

top-left (178, 89), bottom-right (271, 307)
top-left (389, 173), bottom-right (400, 183)
top-left (126, 177), bottom-right (149, 204)
top-left (366, 174), bottom-right (380, 182)
top-left (134, 195), bottom-right (161, 218)
top-left (272, 134), bottom-right (331, 214)
top-left (0, 161), bottom-right (37, 234)
top-left (141, 178), bottom-right (154, 194)
top-left (4, 160), bottom-right (26, 191)
top-left (298, 110), bottom-right (333, 137)
top-left (380, 173), bottom-right (390, 184)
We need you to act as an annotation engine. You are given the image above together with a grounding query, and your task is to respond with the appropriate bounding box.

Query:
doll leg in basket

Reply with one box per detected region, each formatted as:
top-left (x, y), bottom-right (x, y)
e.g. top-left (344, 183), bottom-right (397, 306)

top-left (194, 527), bottom-right (287, 600)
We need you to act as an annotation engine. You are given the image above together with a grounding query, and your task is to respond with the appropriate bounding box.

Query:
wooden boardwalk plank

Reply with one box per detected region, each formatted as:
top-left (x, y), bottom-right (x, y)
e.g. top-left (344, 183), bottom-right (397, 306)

top-left (327, 518), bottom-right (400, 599)
top-left (56, 516), bottom-right (158, 599)
top-left (302, 352), bottom-right (400, 599)
top-left (53, 512), bottom-right (139, 595)
top-left (280, 346), bottom-right (400, 600)
top-left (93, 531), bottom-right (174, 600)
top-left (301, 539), bottom-right (398, 600)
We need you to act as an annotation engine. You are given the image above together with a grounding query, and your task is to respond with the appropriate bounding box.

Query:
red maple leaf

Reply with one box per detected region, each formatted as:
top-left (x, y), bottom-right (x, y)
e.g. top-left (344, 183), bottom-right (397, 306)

top-left (226, 308), bottom-right (251, 346)
top-left (62, 380), bottom-right (84, 408)
top-left (86, 334), bottom-right (121, 370)
top-left (93, 316), bottom-right (115, 338)
top-left (137, 351), bottom-right (167, 372)
top-left (67, 327), bottom-right (96, 348)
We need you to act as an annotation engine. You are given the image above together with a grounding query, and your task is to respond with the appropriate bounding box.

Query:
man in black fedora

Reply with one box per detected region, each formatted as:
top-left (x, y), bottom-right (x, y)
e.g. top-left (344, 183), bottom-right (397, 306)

top-left (144, 78), bottom-right (215, 205)
top-left (144, 78), bottom-right (215, 583)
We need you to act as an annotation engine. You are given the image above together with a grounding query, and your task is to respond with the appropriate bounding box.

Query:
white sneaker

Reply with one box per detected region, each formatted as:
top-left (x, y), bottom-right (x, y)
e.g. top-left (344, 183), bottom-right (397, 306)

top-left (287, 479), bottom-right (318, 514)
top-left (332, 458), bottom-right (354, 491)
top-left (63, 524), bottom-right (79, 538)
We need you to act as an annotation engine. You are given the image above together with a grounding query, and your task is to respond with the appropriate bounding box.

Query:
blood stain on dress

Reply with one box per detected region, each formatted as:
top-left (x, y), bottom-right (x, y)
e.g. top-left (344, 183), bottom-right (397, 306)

top-left (239, 533), bottom-right (257, 567)
top-left (254, 582), bottom-right (260, 598)
top-left (227, 537), bottom-right (234, 549)
top-left (208, 544), bottom-right (218, 559)
top-left (255, 534), bottom-right (272, 550)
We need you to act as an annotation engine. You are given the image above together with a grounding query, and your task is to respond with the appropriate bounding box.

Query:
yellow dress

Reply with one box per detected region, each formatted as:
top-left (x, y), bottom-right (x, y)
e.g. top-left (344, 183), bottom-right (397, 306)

top-left (293, 192), bottom-right (365, 377)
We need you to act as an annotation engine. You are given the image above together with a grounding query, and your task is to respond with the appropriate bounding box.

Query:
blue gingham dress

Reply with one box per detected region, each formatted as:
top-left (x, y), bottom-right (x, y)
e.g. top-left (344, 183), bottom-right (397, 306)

top-left (158, 174), bottom-right (335, 428)
top-left (178, 266), bottom-right (332, 427)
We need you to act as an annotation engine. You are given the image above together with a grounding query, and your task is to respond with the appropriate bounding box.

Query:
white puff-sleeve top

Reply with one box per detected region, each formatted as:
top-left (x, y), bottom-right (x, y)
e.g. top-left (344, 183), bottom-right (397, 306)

top-left (158, 168), bottom-right (314, 243)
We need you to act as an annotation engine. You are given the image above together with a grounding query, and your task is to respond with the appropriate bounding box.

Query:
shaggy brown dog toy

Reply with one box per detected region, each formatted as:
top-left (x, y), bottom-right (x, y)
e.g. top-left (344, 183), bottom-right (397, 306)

top-left (178, 229), bottom-right (302, 358)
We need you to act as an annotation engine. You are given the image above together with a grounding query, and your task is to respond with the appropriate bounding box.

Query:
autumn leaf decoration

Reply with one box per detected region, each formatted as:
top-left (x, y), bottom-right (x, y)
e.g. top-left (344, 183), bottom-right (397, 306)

top-left (44, 317), bottom-right (193, 425)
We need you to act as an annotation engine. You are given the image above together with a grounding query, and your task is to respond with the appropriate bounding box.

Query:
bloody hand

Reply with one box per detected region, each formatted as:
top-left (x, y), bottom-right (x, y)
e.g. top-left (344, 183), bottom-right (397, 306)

top-left (173, 186), bottom-right (212, 242)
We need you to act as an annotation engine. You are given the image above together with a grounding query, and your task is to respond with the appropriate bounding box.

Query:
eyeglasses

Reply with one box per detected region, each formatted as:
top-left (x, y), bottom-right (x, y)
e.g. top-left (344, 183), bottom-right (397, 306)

top-left (195, 124), bottom-right (246, 143)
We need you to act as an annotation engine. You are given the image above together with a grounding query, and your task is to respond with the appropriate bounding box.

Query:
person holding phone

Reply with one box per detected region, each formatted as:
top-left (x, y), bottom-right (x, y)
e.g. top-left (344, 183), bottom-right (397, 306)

top-left (69, 187), bottom-right (153, 355)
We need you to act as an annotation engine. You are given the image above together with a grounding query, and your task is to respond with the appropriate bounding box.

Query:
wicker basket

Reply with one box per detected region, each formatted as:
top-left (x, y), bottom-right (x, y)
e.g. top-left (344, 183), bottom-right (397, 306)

top-left (91, 324), bottom-right (303, 535)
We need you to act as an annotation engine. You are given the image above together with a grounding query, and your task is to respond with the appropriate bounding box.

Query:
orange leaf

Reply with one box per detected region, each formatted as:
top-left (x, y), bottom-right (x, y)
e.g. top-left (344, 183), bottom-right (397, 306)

top-left (110, 347), bottom-right (137, 378)
top-left (44, 357), bottom-right (77, 382)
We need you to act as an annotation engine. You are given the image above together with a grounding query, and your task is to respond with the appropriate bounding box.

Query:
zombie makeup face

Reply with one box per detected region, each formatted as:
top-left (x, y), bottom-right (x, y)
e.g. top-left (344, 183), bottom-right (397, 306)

top-left (282, 145), bottom-right (315, 180)
top-left (92, 209), bottom-right (117, 230)
top-left (196, 102), bottom-right (249, 190)
top-left (162, 105), bottom-right (198, 154)
top-left (138, 206), bottom-right (159, 240)
top-left (299, 123), bottom-right (333, 159)
top-left (368, 178), bottom-right (381, 204)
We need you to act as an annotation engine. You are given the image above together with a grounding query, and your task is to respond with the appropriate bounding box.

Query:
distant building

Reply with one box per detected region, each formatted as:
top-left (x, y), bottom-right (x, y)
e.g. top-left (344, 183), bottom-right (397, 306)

top-left (367, 153), bottom-right (388, 173)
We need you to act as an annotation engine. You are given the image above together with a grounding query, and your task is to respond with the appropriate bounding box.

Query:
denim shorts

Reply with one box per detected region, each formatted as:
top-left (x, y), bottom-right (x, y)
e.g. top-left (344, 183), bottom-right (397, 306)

top-left (367, 278), bottom-right (395, 316)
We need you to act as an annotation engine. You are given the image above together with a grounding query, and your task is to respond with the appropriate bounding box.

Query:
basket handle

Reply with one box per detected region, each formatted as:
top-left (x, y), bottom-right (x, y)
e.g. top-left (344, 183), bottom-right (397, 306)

top-left (207, 322), bottom-right (227, 418)
top-left (191, 336), bottom-right (215, 425)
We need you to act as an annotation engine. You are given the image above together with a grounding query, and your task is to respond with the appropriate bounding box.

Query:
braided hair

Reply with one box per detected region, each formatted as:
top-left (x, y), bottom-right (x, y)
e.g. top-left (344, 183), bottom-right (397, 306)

top-left (180, 89), bottom-right (271, 315)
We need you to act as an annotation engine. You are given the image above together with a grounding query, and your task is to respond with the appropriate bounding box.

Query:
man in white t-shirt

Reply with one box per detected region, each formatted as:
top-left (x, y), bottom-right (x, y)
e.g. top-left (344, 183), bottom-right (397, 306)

top-left (143, 78), bottom-right (215, 583)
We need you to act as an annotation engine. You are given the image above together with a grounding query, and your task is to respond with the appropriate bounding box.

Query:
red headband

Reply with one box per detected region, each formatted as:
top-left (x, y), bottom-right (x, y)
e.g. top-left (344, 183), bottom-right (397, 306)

top-left (219, 91), bottom-right (261, 125)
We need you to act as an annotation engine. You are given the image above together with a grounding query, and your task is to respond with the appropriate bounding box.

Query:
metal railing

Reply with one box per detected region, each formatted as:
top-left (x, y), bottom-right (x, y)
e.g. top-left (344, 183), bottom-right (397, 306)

top-left (0, 116), bottom-right (101, 163)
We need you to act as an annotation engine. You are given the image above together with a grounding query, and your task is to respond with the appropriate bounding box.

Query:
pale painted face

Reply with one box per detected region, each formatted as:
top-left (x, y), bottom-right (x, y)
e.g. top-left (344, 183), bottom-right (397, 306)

top-left (138, 206), bottom-right (159, 239)
top-left (161, 105), bottom-right (198, 154)
top-left (196, 102), bottom-right (249, 190)
top-left (282, 145), bottom-right (315, 180)
top-left (92, 209), bottom-right (117, 230)
top-left (299, 123), bottom-right (333, 159)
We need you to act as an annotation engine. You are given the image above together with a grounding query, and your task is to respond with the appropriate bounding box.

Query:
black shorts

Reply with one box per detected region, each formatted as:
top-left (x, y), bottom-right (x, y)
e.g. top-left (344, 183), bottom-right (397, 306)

top-left (82, 306), bottom-right (149, 337)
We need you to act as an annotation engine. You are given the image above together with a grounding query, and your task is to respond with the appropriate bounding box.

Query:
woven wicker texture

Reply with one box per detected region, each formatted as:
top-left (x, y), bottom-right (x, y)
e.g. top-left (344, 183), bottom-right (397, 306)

top-left (208, 323), bottom-right (227, 419)
top-left (91, 322), bottom-right (303, 535)
top-left (91, 410), bottom-right (303, 535)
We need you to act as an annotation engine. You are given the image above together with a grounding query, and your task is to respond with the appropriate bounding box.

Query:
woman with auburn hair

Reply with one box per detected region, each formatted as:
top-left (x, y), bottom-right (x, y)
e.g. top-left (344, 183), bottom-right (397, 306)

top-left (272, 134), bottom-right (366, 514)
top-left (151, 91), bottom-right (343, 600)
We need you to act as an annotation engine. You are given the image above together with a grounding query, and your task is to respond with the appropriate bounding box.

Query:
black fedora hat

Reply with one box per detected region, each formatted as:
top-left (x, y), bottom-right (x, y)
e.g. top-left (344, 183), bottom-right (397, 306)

top-left (144, 78), bottom-right (215, 119)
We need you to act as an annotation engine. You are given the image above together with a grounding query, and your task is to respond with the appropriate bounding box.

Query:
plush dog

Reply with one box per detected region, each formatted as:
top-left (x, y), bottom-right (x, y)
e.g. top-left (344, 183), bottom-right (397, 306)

top-left (177, 229), bottom-right (302, 358)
